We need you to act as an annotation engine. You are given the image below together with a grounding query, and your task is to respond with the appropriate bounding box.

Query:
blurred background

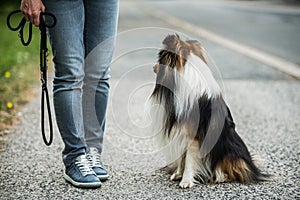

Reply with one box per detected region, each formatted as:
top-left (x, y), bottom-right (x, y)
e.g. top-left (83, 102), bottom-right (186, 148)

top-left (0, 0), bottom-right (40, 134)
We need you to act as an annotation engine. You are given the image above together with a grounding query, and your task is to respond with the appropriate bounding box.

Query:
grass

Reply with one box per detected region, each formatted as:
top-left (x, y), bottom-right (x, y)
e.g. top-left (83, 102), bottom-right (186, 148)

top-left (0, 2), bottom-right (42, 136)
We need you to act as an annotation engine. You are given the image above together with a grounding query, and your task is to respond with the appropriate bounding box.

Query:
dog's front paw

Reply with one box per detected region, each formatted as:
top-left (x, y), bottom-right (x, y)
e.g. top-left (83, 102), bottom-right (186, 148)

top-left (179, 179), bottom-right (195, 188)
top-left (170, 172), bottom-right (182, 181)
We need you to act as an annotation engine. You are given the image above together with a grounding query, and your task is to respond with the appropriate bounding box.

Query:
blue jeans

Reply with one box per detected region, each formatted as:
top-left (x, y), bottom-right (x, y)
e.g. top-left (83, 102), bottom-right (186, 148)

top-left (43, 0), bottom-right (119, 167)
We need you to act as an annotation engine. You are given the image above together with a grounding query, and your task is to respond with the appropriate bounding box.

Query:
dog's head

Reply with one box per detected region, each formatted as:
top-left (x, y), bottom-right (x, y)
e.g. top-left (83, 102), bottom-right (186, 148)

top-left (153, 34), bottom-right (207, 74)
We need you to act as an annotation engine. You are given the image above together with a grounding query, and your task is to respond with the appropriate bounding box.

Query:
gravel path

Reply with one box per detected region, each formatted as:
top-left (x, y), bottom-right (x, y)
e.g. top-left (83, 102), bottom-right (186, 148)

top-left (1, 80), bottom-right (299, 199)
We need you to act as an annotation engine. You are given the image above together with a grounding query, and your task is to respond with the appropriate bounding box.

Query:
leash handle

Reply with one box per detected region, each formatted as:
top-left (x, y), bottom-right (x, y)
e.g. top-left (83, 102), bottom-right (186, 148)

top-left (40, 12), bottom-right (57, 28)
top-left (7, 10), bottom-right (57, 46)
top-left (7, 10), bottom-right (32, 46)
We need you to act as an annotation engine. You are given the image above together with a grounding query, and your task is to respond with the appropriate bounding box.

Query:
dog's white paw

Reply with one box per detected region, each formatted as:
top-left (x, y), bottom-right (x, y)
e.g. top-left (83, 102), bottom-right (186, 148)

top-left (179, 179), bottom-right (195, 188)
top-left (170, 172), bottom-right (182, 181)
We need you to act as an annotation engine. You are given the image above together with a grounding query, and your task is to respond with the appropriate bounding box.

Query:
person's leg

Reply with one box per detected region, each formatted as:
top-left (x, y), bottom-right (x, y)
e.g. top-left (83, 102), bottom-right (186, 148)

top-left (44, 0), bottom-right (101, 188)
top-left (43, 0), bottom-right (86, 167)
top-left (83, 0), bottom-right (119, 153)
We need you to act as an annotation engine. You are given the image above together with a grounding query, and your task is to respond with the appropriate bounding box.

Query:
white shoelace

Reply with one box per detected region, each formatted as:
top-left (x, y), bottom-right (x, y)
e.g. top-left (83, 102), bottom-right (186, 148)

top-left (75, 155), bottom-right (95, 176)
top-left (87, 148), bottom-right (104, 168)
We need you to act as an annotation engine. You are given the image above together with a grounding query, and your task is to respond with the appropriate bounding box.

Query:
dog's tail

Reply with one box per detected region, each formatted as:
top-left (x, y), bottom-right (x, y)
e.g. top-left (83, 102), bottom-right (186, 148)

top-left (207, 99), bottom-right (270, 183)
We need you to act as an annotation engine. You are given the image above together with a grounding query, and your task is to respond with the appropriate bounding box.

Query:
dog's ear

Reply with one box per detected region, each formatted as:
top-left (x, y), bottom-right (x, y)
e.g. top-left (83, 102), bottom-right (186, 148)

top-left (162, 34), bottom-right (188, 71)
top-left (186, 40), bottom-right (208, 64)
top-left (162, 34), bottom-right (181, 51)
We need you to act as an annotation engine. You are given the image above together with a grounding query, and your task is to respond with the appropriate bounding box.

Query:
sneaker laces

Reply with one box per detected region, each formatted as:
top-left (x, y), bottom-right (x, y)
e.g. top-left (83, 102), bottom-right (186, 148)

top-left (75, 155), bottom-right (96, 176)
top-left (87, 147), bottom-right (104, 169)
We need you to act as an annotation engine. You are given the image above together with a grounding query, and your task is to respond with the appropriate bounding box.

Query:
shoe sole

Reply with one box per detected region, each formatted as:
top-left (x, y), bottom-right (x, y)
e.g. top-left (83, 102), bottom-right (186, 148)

top-left (64, 174), bottom-right (102, 188)
top-left (98, 174), bottom-right (109, 181)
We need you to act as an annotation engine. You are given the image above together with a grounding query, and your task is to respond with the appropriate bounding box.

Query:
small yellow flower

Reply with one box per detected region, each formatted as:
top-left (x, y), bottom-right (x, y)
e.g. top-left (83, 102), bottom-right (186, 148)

top-left (6, 102), bottom-right (13, 109)
top-left (4, 71), bottom-right (11, 78)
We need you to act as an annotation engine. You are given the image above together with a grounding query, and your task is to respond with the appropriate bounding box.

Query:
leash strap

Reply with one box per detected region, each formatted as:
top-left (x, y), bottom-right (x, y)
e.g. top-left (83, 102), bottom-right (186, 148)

top-left (7, 10), bottom-right (56, 146)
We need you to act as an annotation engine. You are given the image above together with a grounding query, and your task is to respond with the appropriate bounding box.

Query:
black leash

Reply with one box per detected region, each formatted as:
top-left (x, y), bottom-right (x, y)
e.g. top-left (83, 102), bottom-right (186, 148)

top-left (7, 10), bottom-right (56, 146)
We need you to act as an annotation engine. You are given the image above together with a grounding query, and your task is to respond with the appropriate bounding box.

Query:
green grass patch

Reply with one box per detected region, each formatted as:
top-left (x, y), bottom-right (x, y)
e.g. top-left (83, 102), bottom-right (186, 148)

top-left (0, 2), bottom-right (42, 132)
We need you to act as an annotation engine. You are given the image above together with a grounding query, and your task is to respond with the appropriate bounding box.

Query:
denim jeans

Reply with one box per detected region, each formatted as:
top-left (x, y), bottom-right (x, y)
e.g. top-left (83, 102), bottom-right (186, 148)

top-left (43, 0), bottom-right (119, 167)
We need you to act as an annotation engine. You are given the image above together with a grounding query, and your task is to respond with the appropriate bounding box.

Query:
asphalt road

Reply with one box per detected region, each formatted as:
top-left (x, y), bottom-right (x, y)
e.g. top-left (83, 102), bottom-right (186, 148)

top-left (1, 1), bottom-right (299, 199)
top-left (146, 0), bottom-right (300, 65)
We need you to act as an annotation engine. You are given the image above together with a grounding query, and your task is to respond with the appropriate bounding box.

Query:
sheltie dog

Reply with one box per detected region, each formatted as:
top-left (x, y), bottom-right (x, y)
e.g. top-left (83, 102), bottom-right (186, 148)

top-left (149, 34), bottom-right (268, 188)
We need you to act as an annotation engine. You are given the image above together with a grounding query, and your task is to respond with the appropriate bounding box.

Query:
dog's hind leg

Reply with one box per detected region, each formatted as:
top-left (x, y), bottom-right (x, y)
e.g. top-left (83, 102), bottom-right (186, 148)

top-left (179, 140), bottom-right (200, 188)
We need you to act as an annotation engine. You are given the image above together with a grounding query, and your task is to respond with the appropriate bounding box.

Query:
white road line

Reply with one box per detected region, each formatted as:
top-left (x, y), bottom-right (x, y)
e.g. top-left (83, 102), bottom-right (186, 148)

top-left (143, 7), bottom-right (300, 80)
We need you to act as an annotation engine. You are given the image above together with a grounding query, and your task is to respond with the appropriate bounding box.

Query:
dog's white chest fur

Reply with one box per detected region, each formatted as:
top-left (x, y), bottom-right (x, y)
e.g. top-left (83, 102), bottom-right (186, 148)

top-left (174, 53), bottom-right (221, 118)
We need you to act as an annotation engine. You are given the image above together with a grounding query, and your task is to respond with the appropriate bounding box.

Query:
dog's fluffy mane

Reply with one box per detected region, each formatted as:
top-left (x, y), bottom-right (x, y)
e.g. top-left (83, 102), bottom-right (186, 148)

top-left (150, 34), bottom-right (269, 187)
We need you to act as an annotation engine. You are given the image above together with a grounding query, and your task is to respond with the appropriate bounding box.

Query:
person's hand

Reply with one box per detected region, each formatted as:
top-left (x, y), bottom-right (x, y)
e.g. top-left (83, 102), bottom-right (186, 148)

top-left (20, 0), bottom-right (45, 26)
